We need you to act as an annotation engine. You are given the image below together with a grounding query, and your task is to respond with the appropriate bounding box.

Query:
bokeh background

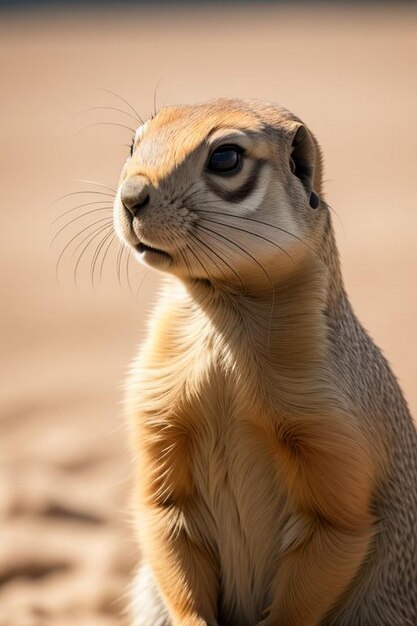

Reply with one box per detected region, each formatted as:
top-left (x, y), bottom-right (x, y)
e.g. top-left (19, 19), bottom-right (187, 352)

top-left (1, 1), bottom-right (416, 625)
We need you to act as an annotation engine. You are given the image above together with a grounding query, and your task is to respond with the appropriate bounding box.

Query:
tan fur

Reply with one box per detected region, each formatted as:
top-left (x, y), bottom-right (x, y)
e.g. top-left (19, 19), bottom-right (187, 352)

top-left (114, 99), bottom-right (417, 626)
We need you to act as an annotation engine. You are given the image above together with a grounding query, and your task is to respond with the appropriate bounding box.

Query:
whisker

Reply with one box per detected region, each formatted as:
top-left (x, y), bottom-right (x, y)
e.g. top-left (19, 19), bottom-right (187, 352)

top-left (135, 260), bottom-right (149, 300)
top-left (77, 121), bottom-right (136, 134)
top-left (125, 247), bottom-right (134, 297)
top-left (52, 190), bottom-right (115, 206)
top-left (187, 191), bottom-right (309, 252)
top-left (91, 227), bottom-right (116, 289)
top-left (71, 221), bottom-right (113, 257)
top-left (55, 217), bottom-right (113, 275)
top-left (188, 233), bottom-right (227, 284)
top-left (195, 223), bottom-right (276, 347)
top-left (326, 202), bottom-right (345, 234)
top-left (153, 79), bottom-right (161, 117)
top-left (197, 221), bottom-right (278, 286)
top-left (51, 208), bottom-right (114, 246)
top-left (74, 226), bottom-right (113, 287)
top-left (97, 88), bottom-right (144, 124)
top-left (205, 235), bottom-right (247, 292)
top-left (51, 201), bottom-right (113, 225)
top-left (187, 192), bottom-right (298, 228)
top-left (170, 239), bottom-right (195, 280)
top-left (116, 243), bottom-right (125, 287)
top-left (178, 247), bottom-right (193, 278)
top-left (178, 235), bottom-right (209, 281)
top-left (199, 217), bottom-right (293, 263)
top-left (73, 107), bottom-right (140, 126)
top-left (182, 185), bottom-right (205, 206)
top-left (191, 230), bottom-right (246, 293)
top-left (55, 220), bottom-right (112, 282)
top-left (135, 267), bottom-right (150, 301)
top-left (70, 179), bottom-right (117, 194)
top-left (74, 227), bottom-right (112, 289)
top-left (196, 208), bottom-right (315, 256)
top-left (100, 232), bottom-right (117, 282)
top-left (192, 226), bottom-right (241, 269)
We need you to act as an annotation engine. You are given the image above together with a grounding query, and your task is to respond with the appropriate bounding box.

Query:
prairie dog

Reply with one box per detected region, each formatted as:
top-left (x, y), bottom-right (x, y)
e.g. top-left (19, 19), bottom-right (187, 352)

top-left (113, 99), bottom-right (417, 626)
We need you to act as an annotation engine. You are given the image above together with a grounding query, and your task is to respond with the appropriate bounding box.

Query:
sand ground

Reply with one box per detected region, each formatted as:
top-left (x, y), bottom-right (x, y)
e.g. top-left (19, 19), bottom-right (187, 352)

top-left (0, 4), bottom-right (416, 625)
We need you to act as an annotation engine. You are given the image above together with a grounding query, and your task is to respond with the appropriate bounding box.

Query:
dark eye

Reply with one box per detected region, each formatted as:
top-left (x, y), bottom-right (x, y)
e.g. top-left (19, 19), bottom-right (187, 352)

top-left (129, 137), bottom-right (134, 157)
top-left (207, 145), bottom-right (243, 175)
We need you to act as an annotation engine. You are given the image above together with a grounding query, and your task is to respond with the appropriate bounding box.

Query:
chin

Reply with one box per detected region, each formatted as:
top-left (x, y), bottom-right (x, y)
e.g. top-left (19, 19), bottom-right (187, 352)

top-left (133, 244), bottom-right (173, 272)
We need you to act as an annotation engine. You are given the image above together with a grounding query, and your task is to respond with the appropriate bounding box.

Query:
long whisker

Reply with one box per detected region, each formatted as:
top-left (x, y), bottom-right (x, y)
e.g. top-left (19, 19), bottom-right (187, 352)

top-left (326, 202), bottom-right (345, 234)
top-left (191, 230), bottom-right (246, 293)
top-left (155, 228), bottom-right (212, 285)
top-left (116, 243), bottom-right (125, 287)
top-left (195, 223), bottom-right (261, 280)
top-left (125, 247), bottom-right (134, 297)
top-left (189, 233), bottom-right (230, 284)
top-left (182, 186), bottom-right (206, 206)
top-left (97, 88), bottom-right (144, 124)
top-left (73, 107), bottom-right (140, 126)
top-left (74, 226), bottom-right (113, 286)
top-left (77, 121), bottom-right (135, 134)
top-left (91, 227), bottom-right (116, 289)
top-left (179, 247), bottom-right (194, 278)
top-left (50, 208), bottom-right (114, 246)
top-left (195, 208), bottom-right (315, 256)
top-left (185, 189), bottom-right (314, 254)
top-left (170, 239), bottom-right (195, 280)
top-left (199, 217), bottom-right (293, 263)
top-left (118, 241), bottom-right (149, 300)
top-left (51, 201), bottom-right (113, 225)
top-left (153, 79), bottom-right (161, 117)
top-left (202, 233), bottom-right (247, 292)
top-left (195, 223), bottom-right (276, 347)
top-left (72, 221), bottom-right (114, 257)
top-left (100, 232), bottom-right (117, 282)
top-left (55, 217), bottom-right (113, 279)
top-left (70, 179), bottom-right (117, 193)
top-left (192, 226), bottom-right (242, 270)
top-left (53, 190), bottom-right (115, 205)
top-left (177, 238), bottom-right (206, 281)
top-left (135, 267), bottom-right (150, 301)
top-left (55, 220), bottom-right (112, 282)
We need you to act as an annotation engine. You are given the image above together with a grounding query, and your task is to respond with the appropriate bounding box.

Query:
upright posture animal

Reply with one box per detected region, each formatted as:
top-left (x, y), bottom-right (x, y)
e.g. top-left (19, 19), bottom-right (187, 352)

top-left (113, 99), bottom-right (417, 626)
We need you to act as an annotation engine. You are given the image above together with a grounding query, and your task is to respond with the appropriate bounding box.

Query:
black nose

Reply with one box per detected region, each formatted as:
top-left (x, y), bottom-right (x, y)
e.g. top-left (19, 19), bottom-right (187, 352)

top-left (121, 176), bottom-right (151, 218)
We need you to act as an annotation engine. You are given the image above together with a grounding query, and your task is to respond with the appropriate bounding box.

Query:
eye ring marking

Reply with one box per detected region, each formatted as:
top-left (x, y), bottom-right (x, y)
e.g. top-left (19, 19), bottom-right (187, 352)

top-left (206, 144), bottom-right (244, 176)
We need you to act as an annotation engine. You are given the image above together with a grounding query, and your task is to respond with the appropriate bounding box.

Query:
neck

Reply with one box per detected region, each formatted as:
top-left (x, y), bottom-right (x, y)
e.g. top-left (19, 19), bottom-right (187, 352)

top-left (181, 248), bottom-right (344, 416)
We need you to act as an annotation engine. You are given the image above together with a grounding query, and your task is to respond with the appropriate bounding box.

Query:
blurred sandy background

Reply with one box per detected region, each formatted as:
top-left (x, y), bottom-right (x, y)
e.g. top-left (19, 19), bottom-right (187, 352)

top-left (0, 2), bottom-right (416, 625)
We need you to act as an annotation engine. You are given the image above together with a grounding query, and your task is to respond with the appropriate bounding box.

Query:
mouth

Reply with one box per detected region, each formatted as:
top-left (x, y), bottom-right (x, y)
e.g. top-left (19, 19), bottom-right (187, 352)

top-left (135, 241), bottom-right (171, 259)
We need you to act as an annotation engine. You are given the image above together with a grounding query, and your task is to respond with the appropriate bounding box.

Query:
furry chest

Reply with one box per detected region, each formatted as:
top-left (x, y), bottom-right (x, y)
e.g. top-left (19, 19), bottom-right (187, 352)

top-left (188, 408), bottom-right (289, 625)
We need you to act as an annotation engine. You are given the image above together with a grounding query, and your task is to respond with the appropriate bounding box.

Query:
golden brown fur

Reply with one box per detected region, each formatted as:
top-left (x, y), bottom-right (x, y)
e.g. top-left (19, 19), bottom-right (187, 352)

top-left (113, 99), bottom-right (417, 626)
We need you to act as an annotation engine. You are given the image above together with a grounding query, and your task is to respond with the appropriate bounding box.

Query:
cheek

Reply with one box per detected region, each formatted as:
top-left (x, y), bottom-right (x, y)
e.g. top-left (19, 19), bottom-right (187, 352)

top-left (263, 178), bottom-right (303, 240)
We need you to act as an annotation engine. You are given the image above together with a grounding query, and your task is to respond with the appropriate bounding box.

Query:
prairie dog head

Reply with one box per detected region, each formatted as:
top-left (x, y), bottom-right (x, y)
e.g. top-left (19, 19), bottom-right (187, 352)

top-left (114, 98), bottom-right (327, 291)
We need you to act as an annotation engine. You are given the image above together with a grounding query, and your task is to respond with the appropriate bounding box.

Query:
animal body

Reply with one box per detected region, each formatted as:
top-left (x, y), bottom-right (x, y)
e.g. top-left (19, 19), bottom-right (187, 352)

top-left (113, 98), bottom-right (417, 626)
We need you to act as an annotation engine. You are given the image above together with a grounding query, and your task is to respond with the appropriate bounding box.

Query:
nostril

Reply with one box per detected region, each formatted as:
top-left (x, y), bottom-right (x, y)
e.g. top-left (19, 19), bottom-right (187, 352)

top-left (121, 176), bottom-right (151, 218)
top-left (123, 193), bottom-right (150, 218)
top-left (130, 194), bottom-right (150, 216)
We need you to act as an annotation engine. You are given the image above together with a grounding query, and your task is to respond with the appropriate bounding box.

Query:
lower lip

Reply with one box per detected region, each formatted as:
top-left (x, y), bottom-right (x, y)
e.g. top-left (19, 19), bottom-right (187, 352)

top-left (135, 242), bottom-right (171, 260)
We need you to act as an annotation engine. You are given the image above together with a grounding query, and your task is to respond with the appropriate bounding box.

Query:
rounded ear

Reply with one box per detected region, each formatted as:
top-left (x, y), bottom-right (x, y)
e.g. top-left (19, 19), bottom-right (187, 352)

top-left (289, 124), bottom-right (323, 195)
